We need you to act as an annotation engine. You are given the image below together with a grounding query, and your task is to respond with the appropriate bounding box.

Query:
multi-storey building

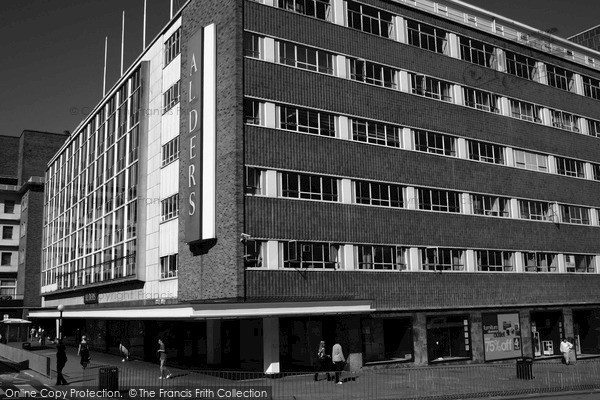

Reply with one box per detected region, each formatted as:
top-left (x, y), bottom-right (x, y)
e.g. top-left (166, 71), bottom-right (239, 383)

top-left (32, 0), bottom-right (600, 371)
top-left (0, 130), bottom-right (67, 324)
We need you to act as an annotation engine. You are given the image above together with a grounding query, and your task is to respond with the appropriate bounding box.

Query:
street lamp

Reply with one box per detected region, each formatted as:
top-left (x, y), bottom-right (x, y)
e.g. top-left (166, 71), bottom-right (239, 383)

top-left (57, 304), bottom-right (64, 340)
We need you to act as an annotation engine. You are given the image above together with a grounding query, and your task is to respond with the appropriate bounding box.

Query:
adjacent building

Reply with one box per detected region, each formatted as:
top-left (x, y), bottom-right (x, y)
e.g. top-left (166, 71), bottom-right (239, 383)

top-left (31, 0), bottom-right (600, 371)
top-left (0, 130), bottom-right (67, 326)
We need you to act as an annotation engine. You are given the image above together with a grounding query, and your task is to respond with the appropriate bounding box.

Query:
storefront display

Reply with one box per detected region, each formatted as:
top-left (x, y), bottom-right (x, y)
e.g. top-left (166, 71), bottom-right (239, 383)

top-left (482, 312), bottom-right (522, 361)
top-left (427, 315), bottom-right (471, 362)
top-left (530, 311), bottom-right (563, 358)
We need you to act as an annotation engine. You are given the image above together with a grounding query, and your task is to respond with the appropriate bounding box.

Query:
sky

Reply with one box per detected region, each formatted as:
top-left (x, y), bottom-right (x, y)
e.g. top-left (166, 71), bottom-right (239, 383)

top-left (0, 0), bottom-right (598, 138)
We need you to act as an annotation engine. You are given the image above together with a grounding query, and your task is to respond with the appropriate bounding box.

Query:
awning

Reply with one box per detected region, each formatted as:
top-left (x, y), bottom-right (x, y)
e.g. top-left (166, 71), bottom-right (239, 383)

top-left (27, 300), bottom-right (373, 320)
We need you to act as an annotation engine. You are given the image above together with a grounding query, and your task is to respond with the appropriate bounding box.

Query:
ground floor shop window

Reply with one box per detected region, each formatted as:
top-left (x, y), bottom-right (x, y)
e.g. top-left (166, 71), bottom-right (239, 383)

top-left (427, 315), bottom-right (471, 362)
top-left (482, 312), bottom-right (522, 361)
top-left (530, 311), bottom-right (563, 357)
top-left (279, 317), bottom-right (337, 370)
top-left (573, 309), bottom-right (600, 355)
top-left (362, 317), bottom-right (413, 363)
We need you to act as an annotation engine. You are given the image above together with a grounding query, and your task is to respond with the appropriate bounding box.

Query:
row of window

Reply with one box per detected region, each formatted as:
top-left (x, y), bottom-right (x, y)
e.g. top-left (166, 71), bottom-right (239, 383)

top-left (244, 33), bottom-right (600, 138)
top-left (246, 168), bottom-right (600, 225)
top-left (254, 0), bottom-right (600, 102)
top-left (244, 240), bottom-right (597, 273)
top-left (244, 100), bottom-right (600, 181)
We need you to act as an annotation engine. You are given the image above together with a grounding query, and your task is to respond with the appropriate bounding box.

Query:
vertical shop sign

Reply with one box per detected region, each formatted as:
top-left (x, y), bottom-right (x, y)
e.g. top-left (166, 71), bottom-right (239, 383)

top-left (482, 313), bottom-right (523, 361)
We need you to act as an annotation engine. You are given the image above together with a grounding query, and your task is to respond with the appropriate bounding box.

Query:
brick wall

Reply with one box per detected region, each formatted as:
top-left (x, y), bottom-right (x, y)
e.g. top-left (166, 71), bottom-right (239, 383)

top-left (18, 131), bottom-right (67, 185)
top-left (18, 187), bottom-right (44, 308)
top-left (246, 269), bottom-right (600, 310)
top-left (177, 0), bottom-right (245, 301)
top-left (0, 136), bottom-right (19, 177)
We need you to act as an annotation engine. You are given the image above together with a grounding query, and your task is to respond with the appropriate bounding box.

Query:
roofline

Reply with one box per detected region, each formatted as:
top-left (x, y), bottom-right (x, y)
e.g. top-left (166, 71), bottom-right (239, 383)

top-left (568, 24), bottom-right (600, 40)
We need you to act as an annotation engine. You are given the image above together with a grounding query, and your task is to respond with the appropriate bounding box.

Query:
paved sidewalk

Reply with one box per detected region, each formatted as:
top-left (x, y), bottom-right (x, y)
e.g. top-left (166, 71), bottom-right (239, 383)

top-left (10, 342), bottom-right (600, 400)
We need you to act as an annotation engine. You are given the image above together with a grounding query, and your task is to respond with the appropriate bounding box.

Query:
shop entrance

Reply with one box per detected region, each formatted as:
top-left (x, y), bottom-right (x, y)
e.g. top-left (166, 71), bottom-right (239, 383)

top-left (530, 311), bottom-right (563, 358)
top-left (426, 315), bottom-right (471, 362)
top-left (573, 309), bottom-right (600, 356)
top-left (279, 317), bottom-right (336, 370)
top-left (362, 316), bottom-right (413, 363)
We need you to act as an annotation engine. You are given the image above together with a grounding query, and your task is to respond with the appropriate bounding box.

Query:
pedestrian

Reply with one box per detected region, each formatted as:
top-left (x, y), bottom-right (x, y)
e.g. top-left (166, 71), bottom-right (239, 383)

top-left (40, 328), bottom-right (46, 346)
top-left (77, 335), bottom-right (91, 369)
top-left (56, 339), bottom-right (68, 385)
top-left (30, 327), bottom-right (36, 341)
top-left (331, 342), bottom-right (345, 384)
top-left (560, 338), bottom-right (573, 365)
top-left (314, 340), bottom-right (331, 381)
top-left (157, 339), bottom-right (172, 379)
top-left (567, 337), bottom-right (577, 365)
top-left (120, 336), bottom-right (130, 362)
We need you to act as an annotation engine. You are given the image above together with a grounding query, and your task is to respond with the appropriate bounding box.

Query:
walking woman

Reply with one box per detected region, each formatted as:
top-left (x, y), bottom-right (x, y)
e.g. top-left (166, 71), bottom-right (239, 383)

top-left (77, 335), bottom-right (91, 369)
top-left (314, 340), bottom-right (331, 381)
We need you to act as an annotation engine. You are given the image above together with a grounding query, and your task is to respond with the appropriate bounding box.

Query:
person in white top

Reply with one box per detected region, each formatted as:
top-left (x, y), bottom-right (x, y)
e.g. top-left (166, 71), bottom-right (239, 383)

top-left (331, 342), bottom-right (345, 384)
top-left (559, 338), bottom-right (573, 365)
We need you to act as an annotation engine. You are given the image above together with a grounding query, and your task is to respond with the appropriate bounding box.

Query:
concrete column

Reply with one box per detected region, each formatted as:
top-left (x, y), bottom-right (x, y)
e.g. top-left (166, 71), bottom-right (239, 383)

top-left (465, 249), bottom-right (476, 272)
top-left (406, 187), bottom-right (418, 210)
top-left (563, 308), bottom-right (574, 342)
top-left (342, 244), bottom-right (355, 270)
top-left (505, 146), bottom-right (515, 168)
top-left (535, 62), bottom-right (547, 85)
top-left (590, 209), bottom-right (599, 226)
top-left (264, 170), bottom-right (278, 197)
top-left (461, 193), bottom-right (472, 215)
top-left (447, 32), bottom-right (461, 59)
top-left (206, 320), bottom-right (222, 365)
top-left (407, 247), bottom-right (420, 271)
top-left (579, 118), bottom-right (589, 135)
top-left (519, 309), bottom-right (533, 358)
top-left (412, 313), bottom-right (428, 365)
top-left (340, 315), bottom-right (363, 371)
top-left (263, 102), bottom-right (276, 129)
top-left (572, 74), bottom-right (585, 96)
top-left (541, 108), bottom-right (552, 127)
top-left (470, 312), bottom-right (485, 362)
top-left (514, 251), bottom-right (524, 273)
top-left (398, 71), bottom-right (410, 93)
top-left (335, 55), bottom-right (347, 79)
top-left (340, 178), bottom-right (352, 204)
top-left (452, 84), bottom-right (464, 106)
top-left (393, 16), bottom-right (406, 43)
top-left (510, 199), bottom-right (520, 220)
top-left (584, 163), bottom-right (594, 181)
top-left (493, 48), bottom-right (506, 72)
top-left (547, 155), bottom-right (557, 174)
top-left (263, 37), bottom-right (276, 63)
top-left (402, 127), bottom-right (413, 150)
top-left (499, 97), bottom-right (511, 117)
top-left (595, 255), bottom-right (600, 273)
top-left (331, 0), bottom-right (345, 26)
top-left (263, 317), bottom-right (280, 374)
top-left (557, 253), bottom-right (566, 273)
top-left (338, 115), bottom-right (350, 140)
top-left (265, 240), bottom-right (279, 269)
top-left (457, 138), bottom-right (468, 160)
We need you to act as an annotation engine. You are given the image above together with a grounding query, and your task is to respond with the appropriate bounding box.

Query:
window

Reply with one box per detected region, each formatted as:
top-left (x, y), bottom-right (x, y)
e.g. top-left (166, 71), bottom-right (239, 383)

top-left (565, 254), bottom-right (595, 273)
top-left (281, 172), bottom-right (338, 201)
top-left (471, 194), bottom-right (509, 217)
top-left (459, 37), bottom-right (495, 67)
top-left (555, 157), bottom-right (584, 178)
top-left (280, 106), bottom-right (335, 137)
top-left (2, 226), bottom-right (13, 239)
top-left (476, 250), bottom-right (513, 272)
top-left (278, 0), bottom-right (330, 20)
top-left (518, 200), bottom-right (551, 221)
top-left (347, 2), bottom-right (393, 38)
top-left (582, 76), bottom-right (600, 100)
top-left (357, 245), bottom-right (406, 270)
top-left (244, 99), bottom-right (261, 125)
top-left (588, 119), bottom-right (600, 137)
top-left (163, 81), bottom-right (181, 113)
top-left (468, 140), bottom-right (504, 164)
top-left (411, 74), bottom-right (452, 102)
top-left (414, 130), bottom-right (456, 156)
top-left (355, 181), bottom-right (403, 208)
top-left (4, 200), bottom-right (15, 214)
top-left (279, 41), bottom-right (334, 74)
top-left (245, 167), bottom-right (264, 195)
top-left (407, 20), bottom-right (448, 54)
top-left (161, 137), bottom-right (180, 167)
top-left (546, 65), bottom-right (574, 91)
top-left (560, 204), bottom-right (590, 225)
top-left (463, 88), bottom-right (499, 113)
top-left (523, 252), bottom-right (557, 272)
top-left (244, 240), bottom-right (263, 268)
top-left (351, 119), bottom-right (401, 147)
top-left (505, 51), bottom-right (536, 80)
top-left (551, 110), bottom-right (579, 132)
top-left (283, 241), bottom-right (340, 269)
top-left (509, 99), bottom-right (541, 123)
top-left (160, 253), bottom-right (178, 279)
top-left (421, 248), bottom-right (464, 271)
top-left (244, 33), bottom-right (261, 59)
top-left (349, 58), bottom-right (397, 88)
top-left (164, 28), bottom-right (181, 66)
top-left (0, 279), bottom-right (16, 296)
top-left (161, 194), bottom-right (179, 222)
top-left (417, 188), bottom-right (460, 213)
top-left (592, 164), bottom-right (600, 181)
top-left (0, 253), bottom-right (11, 266)
top-left (514, 150), bottom-right (548, 172)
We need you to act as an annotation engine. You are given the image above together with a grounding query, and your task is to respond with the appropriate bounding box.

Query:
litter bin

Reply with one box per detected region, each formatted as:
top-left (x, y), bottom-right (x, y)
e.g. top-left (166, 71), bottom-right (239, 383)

top-left (22, 342), bottom-right (31, 350)
top-left (516, 357), bottom-right (534, 380)
top-left (99, 367), bottom-right (119, 391)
